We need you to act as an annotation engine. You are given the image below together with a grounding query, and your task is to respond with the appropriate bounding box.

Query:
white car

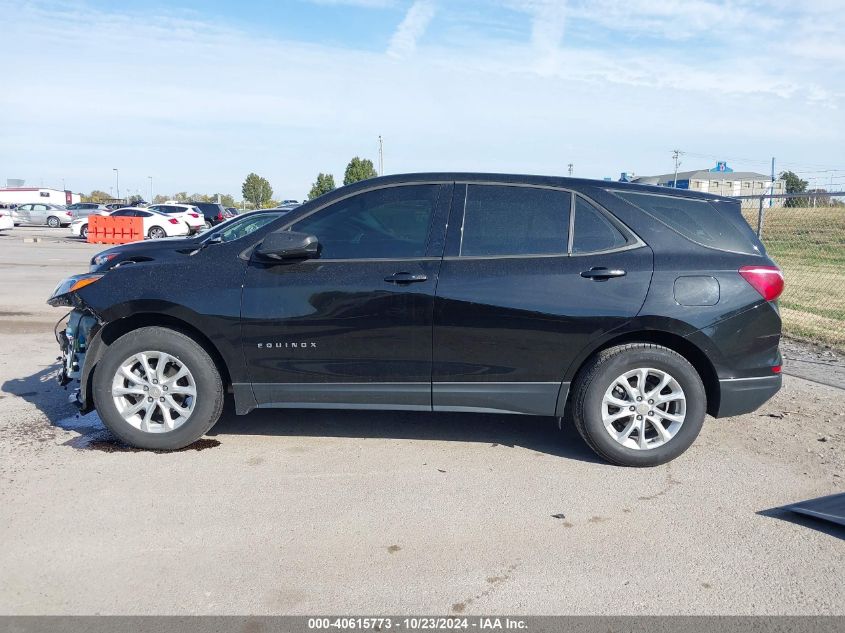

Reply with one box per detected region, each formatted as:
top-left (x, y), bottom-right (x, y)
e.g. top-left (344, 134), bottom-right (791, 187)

top-left (0, 207), bottom-right (13, 231)
top-left (147, 203), bottom-right (205, 234)
top-left (69, 209), bottom-right (111, 239)
top-left (108, 207), bottom-right (190, 239)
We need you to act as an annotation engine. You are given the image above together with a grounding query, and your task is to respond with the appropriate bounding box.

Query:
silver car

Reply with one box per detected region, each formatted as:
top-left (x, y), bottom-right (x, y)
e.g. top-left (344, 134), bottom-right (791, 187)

top-left (66, 202), bottom-right (111, 219)
top-left (13, 203), bottom-right (74, 228)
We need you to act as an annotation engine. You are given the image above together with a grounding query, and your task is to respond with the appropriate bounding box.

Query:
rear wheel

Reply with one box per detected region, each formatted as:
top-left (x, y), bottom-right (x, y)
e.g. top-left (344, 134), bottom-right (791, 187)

top-left (80, 224), bottom-right (88, 239)
top-left (92, 326), bottom-right (224, 450)
top-left (571, 343), bottom-right (706, 467)
top-left (148, 226), bottom-right (166, 239)
top-left (46, 216), bottom-right (61, 228)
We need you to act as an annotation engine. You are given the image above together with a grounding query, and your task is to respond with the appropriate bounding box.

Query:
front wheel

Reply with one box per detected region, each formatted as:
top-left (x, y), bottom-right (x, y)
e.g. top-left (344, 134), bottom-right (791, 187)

top-left (80, 224), bottom-right (89, 239)
top-left (148, 226), bottom-right (166, 239)
top-left (92, 326), bottom-right (224, 450)
top-left (571, 343), bottom-right (706, 467)
top-left (46, 216), bottom-right (61, 228)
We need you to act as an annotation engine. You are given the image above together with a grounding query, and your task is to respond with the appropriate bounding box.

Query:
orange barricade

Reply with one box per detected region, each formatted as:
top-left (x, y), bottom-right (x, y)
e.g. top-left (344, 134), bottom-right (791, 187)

top-left (87, 215), bottom-right (144, 244)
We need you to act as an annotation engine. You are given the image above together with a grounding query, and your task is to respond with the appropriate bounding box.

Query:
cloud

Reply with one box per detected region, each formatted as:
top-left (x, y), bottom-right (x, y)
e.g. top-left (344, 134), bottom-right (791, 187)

top-left (307, 0), bottom-right (396, 7)
top-left (387, 0), bottom-right (437, 58)
top-left (1, 0), bottom-right (842, 198)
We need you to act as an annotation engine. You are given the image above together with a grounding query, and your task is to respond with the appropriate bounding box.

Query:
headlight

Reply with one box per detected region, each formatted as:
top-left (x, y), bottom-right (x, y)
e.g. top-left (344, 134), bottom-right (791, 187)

top-left (92, 253), bottom-right (118, 267)
top-left (47, 274), bottom-right (104, 307)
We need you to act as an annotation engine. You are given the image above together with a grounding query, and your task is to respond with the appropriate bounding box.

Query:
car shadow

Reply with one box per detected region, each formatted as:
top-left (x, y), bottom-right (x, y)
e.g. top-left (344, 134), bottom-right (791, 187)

top-left (3, 362), bottom-right (602, 463)
top-left (757, 507), bottom-right (845, 541)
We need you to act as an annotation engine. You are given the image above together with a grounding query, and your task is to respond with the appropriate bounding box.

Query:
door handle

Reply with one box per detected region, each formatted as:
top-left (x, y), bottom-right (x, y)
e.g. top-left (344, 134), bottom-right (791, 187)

top-left (580, 267), bottom-right (626, 280)
top-left (384, 272), bottom-right (428, 284)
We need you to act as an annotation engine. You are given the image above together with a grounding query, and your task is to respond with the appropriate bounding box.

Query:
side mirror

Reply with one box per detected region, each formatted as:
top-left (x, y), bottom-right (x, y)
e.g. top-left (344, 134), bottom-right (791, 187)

top-left (256, 230), bottom-right (319, 261)
top-left (205, 234), bottom-right (224, 245)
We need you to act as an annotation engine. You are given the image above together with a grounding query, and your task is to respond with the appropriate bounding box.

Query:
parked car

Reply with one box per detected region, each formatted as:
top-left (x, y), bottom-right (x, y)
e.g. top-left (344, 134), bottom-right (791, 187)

top-left (87, 210), bottom-right (288, 272)
top-left (67, 202), bottom-right (111, 218)
top-left (147, 203), bottom-right (205, 234)
top-left (0, 207), bottom-right (13, 231)
top-left (108, 207), bottom-right (191, 239)
top-left (104, 203), bottom-right (127, 211)
top-left (13, 203), bottom-right (74, 227)
top-left (69, 208), bottom-right (112, 239)
top-left (189, 202), bottom-right (234, 228)
top-left (48, 173), bottom-right (783, 465)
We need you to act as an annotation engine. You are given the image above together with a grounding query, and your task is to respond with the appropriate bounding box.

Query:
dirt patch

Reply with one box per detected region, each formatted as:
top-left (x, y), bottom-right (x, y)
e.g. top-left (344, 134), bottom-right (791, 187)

top-left (63, 436), bottom-right (221, 453)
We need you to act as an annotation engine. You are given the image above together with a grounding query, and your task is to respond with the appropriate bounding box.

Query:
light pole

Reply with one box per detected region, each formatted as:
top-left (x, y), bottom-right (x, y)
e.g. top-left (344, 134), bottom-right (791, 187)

top-left (378, 135), bottom-right (384, 176)
top-left (567, 163), bottom-right (573, 177)
top-left (113, 168), bottom-right (120, 200)
top-left (671, 150), bottom-right (681, 187)
top-left (148, 176), bottom-right (153, 203)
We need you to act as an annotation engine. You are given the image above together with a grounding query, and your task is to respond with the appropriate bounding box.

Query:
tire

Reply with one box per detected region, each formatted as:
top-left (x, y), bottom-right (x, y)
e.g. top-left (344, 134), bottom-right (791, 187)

top-left (46, 216), bottom-right (60, 228)
top-left (80, 224), bottom-right (88, 239)
top-left (148, 226), bottom-right (166, 239)
top-left (571, 343), bottom-right (706, 467)
top-left (92, 326), bottom-right (224, 450)
top-left (204, 221), bottom-right (213, 230)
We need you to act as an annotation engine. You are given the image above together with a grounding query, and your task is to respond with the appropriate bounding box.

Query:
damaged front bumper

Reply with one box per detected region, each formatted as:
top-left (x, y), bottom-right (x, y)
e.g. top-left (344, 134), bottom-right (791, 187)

top-left (49, 274), bottom-right (107, 413)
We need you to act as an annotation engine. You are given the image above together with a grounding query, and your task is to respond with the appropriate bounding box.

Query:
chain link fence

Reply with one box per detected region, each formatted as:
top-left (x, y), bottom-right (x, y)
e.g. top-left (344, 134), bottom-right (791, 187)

top-left (738, 192), bottom-right (845, 351)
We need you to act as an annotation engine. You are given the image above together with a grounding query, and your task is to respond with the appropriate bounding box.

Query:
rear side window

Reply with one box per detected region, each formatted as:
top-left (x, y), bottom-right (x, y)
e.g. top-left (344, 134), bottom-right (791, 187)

top-left (572, 197), bottom-right (629, 253)
top-left (613, 190), bottom-right (760, 255)
top-left (460, 185), bottom-right (570, 256)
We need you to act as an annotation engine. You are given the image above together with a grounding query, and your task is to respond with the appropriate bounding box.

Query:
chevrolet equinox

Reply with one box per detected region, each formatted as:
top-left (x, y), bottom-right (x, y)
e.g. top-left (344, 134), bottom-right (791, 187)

top-left (49, 173), bottom-right (784, 466)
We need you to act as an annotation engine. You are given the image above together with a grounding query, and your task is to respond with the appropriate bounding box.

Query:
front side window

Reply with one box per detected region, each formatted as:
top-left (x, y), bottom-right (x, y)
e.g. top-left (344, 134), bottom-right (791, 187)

top-left (292, 185), bottom-right (440, 259)
top-left (460, 185), bottom-right (570, 257)
top-left (572, 196), bottom-right (629, 253)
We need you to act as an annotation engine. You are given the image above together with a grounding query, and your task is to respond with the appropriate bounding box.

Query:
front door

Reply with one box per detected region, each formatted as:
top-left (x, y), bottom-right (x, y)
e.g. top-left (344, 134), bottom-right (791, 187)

top-left (432, 184), bottom-right (654, 416)
top-left (241, 182), bottom-right (452, 410)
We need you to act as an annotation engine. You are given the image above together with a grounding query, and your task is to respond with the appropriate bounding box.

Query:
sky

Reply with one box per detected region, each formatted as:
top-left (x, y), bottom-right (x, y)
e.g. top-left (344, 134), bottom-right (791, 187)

top-left (2, 0), bottom-right (844, 200)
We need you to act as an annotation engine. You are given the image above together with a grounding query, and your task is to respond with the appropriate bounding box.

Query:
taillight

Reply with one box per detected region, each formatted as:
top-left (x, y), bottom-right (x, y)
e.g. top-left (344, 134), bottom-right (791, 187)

top-left (739, 265), bottom-right (784, 302)
top-left (772, 365), bottom-right (782, 373)
top-left (216, 212), bottom-right (224, 221)
top-left (65, 211), bottom-right (73, 216)
top-left (190, 213), bottom-right (199, 218)
top-left (168, 218), bottom-right (179, 224)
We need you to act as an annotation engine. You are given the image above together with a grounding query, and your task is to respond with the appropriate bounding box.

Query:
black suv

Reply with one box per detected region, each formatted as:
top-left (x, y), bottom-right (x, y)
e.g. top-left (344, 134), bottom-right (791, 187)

top-left (189, 201), bottom-right (233, 228)
top-left (48, 174), bottom-right (783, 466)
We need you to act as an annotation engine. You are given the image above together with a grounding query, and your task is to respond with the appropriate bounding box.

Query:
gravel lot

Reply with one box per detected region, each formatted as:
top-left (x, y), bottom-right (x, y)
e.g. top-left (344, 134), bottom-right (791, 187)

top-left (1, 226), bottom-right (843, 615)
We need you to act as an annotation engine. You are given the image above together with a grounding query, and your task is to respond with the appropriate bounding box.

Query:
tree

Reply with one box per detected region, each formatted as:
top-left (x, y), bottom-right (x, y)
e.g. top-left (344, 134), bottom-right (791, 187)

top-left (153, 194), bottom-right (170, 204)
top-left (308, 173), bottom-right (336, 200)
top-left (82, 190), bottom-right (111, 203)
top-left (780, 170), bottom-right (808, 207)
top-left (242, 173), bottom-right (273, 208)
top-left (190, 193), bottom-right (211, 203)
top-left (343, 156), bottom-right (378, 186)
top-left (127, 194), bottom-right (144, 205)
top-left (173, 191), bottom-right (189, 203)
top-left (218, 194), bottom-right (236, 208)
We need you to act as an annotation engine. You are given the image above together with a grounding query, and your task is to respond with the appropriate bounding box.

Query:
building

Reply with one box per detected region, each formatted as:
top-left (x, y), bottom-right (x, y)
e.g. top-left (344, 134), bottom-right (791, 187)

top-left (0, 187), bottom-right (81, 206)
top-left (634, 161), bottom-right (785, 208)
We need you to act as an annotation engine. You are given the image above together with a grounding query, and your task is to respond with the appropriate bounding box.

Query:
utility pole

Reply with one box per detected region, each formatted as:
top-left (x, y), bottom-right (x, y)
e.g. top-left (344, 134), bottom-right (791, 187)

top-left (672, 149), bottom-right (681, 187)
top-left (378, 135), bottom-right (384, 176)
top-left (148, 176), bottom-right (153, 203)
top-left (567, 163), bottom-right (573, 177)
top-left (113, 168), bottom-right (120, 200)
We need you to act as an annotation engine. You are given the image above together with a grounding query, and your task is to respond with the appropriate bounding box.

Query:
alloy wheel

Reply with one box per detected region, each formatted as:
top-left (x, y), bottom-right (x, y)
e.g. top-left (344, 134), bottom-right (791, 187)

top-left (111, 351), bottom-right (197, 433)
top-left (601, 367), bottom-right (686, 450)
top-left (149, 227), bottom-right (166, 239)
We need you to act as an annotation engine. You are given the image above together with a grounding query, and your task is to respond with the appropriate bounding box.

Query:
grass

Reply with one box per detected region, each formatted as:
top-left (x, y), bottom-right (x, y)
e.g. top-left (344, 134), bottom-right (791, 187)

top-left (742, 205), bottom-right (845, 351)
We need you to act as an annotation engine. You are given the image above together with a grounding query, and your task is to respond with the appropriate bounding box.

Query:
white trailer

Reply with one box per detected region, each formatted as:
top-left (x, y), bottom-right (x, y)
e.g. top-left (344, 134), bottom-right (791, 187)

top-left (0, 187), bottom-right (81, 206)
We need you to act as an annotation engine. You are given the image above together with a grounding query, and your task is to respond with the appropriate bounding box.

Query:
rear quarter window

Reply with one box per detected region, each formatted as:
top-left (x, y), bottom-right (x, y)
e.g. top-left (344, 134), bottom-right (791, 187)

top-left (612, 190), bottom-right (762, 255)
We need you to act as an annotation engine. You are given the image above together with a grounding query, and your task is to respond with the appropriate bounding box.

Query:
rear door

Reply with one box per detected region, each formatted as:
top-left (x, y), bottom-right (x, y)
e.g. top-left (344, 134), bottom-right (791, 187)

top-left (432, 183), bottom-right (653, 416)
